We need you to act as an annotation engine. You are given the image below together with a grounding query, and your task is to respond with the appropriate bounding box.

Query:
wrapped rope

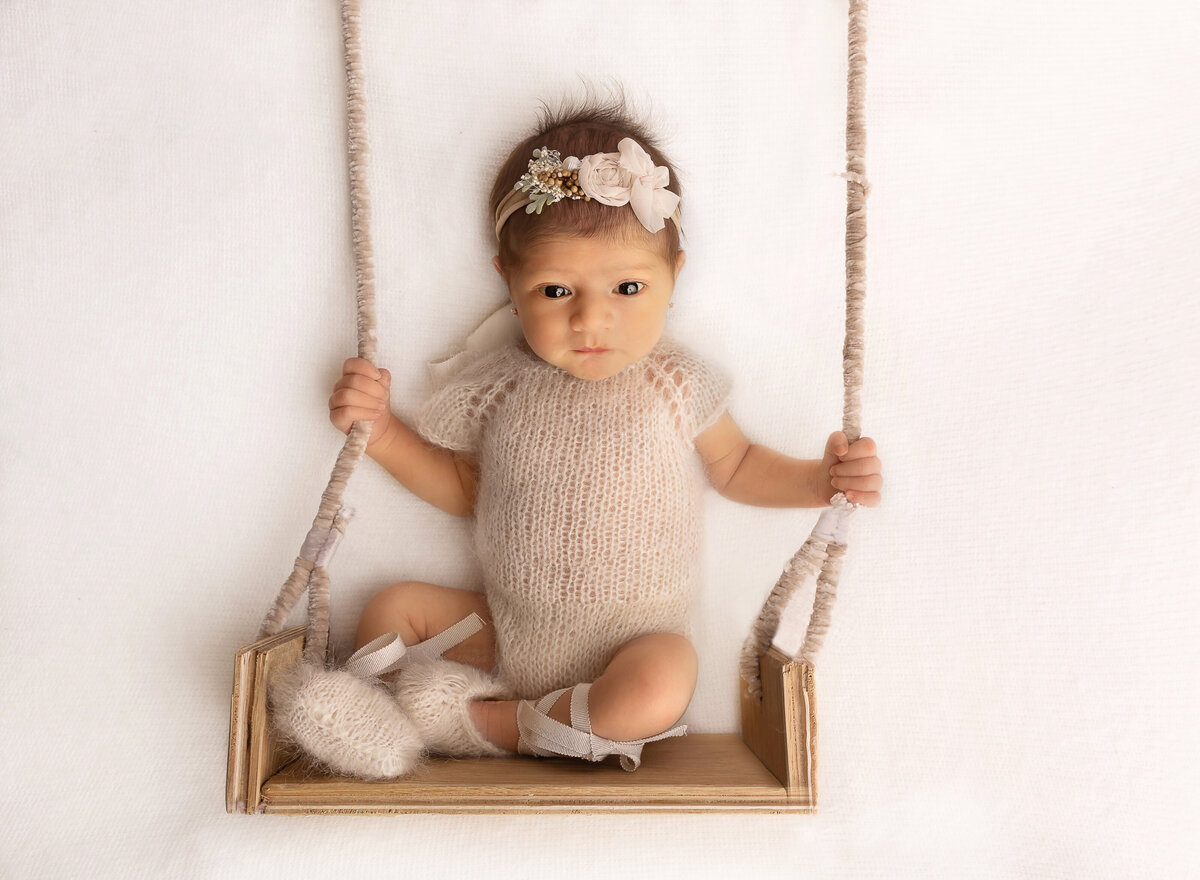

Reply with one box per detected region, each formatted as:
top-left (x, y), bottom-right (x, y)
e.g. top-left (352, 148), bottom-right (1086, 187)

top-left (256, 0), bottom-right (377, 667)
top-left (740, 0), bottom-right (870, 696)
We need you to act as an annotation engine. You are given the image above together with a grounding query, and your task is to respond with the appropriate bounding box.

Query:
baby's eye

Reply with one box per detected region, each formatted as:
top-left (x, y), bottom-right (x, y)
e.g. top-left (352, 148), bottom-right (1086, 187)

top-left (615, 281), bottom-right (645, 296)
top-left (539, 284), bottom-right (570, 299)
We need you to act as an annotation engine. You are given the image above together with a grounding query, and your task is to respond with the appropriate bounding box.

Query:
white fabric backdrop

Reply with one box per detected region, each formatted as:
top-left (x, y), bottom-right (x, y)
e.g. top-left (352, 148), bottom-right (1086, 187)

top-left (2, 0), bottom-right (1198, 877)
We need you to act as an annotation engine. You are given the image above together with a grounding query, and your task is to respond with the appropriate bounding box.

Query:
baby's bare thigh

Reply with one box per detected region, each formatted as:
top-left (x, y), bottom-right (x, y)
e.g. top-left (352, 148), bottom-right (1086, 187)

top-left (355, 580), bottom-right (495, 674)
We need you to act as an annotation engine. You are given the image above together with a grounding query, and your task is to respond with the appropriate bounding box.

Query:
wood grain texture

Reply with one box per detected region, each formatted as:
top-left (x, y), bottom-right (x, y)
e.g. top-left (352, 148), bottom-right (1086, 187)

top-left (226, 627), bottom-right (305, 814)
top-left (739, 648), bottom-right (817, 808)
top-left (226, 645), bottom-right (255, 813)
top-left (260, 734), bottom-right (811, 813)
top-left (229, 634), bottom-right (817, 814)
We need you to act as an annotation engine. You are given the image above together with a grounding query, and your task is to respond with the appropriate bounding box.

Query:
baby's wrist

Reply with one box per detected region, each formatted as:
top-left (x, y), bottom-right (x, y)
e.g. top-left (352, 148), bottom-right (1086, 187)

top-left (366, 414), bottom-right (399, 454)
top-left (806, 459), bottom-right (831, 507)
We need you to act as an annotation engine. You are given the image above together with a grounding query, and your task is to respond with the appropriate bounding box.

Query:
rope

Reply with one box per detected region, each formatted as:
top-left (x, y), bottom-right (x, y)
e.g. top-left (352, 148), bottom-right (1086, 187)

top-left (740, 0), bottom-right (869, 695)
top-left (256, 0), bottom-right (377, 666)
top-left (843, 0), bottom-right (869, 448)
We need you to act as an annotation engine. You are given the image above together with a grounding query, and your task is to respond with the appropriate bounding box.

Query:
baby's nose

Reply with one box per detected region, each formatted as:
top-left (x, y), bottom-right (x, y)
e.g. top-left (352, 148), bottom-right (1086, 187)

top-left (569, 294), bottom-right (610, 331)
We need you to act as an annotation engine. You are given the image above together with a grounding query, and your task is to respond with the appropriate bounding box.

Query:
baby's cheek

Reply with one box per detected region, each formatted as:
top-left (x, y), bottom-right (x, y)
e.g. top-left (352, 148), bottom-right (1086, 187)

top-left (521, 329), bottom-right (570, 373)
top-left (522, 328), bottom-right (553, 358)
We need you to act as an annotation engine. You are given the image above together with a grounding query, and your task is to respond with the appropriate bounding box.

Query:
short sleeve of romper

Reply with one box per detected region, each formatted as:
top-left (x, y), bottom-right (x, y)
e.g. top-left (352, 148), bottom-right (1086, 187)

top-left (414, 347), bottom-right (515, 457)
top-left (650, 338), bottom-right (732, 443)
top-left (415, 338), bottom-right (732, 700)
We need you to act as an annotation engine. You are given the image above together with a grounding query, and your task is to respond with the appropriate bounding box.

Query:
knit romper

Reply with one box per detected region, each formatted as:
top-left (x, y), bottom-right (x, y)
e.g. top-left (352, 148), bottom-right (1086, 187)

top-left (416, 336), bottom-right (730, 700)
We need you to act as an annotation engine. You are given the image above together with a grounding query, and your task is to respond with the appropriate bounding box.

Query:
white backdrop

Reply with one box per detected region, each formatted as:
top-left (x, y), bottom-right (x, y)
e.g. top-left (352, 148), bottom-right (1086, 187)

top-left (2, 0), bottom-right (1198, 877)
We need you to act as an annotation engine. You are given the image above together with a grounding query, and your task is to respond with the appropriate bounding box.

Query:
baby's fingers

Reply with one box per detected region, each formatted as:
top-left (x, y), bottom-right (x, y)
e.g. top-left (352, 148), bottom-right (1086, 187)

top-left (840, 436), bottom-right (877, 461)
top-left (830, 472), bottom-right (883, 492)
top-left (842, 490), bottom-right (882, 507)
top-left (330, 403), bottom-right (385, 424)
top-left (342, 356), bottom-right (383, 380)
top-left (828, 456), bottom-right (882, 478)
top-left (333, 371), bottom-right (388, 396)
top-left (329, 385), bottom-right (387, 413)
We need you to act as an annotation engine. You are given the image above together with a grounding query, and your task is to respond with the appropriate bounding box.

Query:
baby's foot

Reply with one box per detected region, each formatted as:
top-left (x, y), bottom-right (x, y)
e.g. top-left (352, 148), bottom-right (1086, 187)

top-left (270, 661), bottom-right (423, 779)
top-left (392, 658), bottom-right (513, 757)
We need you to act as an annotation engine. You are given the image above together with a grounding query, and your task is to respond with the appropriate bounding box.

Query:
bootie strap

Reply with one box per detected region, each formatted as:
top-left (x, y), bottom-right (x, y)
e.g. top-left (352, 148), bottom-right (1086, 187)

top-left (516, 683), bottom-right (687, 772)
top-left (344, 612), bottom-right (485, 678)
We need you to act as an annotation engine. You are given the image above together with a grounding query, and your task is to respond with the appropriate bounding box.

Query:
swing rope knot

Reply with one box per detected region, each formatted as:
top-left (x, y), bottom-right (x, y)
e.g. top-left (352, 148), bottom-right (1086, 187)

top-left (838, 169), bottom-right (871, 198)
top-left (811, 492), bottom-right (858, 545)
top-left (298, 506), bottom-right (355, 568)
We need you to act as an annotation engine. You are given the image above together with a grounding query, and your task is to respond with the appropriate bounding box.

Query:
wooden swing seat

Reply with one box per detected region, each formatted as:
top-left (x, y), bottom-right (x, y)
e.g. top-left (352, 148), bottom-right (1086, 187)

top-left (227, 628), bottom-right (817, 814)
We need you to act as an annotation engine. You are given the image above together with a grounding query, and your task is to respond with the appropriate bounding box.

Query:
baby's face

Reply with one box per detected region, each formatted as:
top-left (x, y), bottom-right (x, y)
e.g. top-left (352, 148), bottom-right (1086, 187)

top-left (494, 235), bottom-right (685, 381)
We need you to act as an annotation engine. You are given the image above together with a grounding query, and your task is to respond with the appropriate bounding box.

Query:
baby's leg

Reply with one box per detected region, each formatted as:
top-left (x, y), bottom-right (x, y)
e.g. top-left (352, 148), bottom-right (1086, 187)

top-left (469, 632), bottom-right (698, 752)
top-left (272, 579), bottom-right (492, 779)
top-left (355, 581), bottom-right (496, 674)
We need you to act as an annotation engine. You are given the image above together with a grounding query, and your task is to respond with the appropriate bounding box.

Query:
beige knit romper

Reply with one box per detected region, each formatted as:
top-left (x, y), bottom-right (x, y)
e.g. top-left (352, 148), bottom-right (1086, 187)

top-left (416, 336), bottom-right (730, 700)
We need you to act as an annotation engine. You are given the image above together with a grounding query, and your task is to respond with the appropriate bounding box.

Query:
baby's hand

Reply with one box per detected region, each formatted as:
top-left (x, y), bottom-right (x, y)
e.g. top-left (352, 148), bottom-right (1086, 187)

top-left (816, 431), bottom-right (883, 507)
top-left (328, 357), bottom-right (395, 448)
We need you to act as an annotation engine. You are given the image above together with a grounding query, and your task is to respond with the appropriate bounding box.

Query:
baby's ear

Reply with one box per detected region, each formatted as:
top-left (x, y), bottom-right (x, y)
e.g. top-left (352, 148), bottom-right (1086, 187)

top-left (674, 250), bottom-right (687, 279)
top-left (492, 255), bottom-right (505, 278)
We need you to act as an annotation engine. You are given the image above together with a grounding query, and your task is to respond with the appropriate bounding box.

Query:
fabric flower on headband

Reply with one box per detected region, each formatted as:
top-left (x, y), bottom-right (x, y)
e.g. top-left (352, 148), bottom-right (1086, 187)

top-left (510, 138), bottom-right (680, 235)
top-left (578, 138), bottom-right (681, 234)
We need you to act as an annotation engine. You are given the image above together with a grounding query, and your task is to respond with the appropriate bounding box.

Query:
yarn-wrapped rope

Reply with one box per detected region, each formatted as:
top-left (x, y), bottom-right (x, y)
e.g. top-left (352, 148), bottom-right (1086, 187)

top-left (739, 0), bottom-right (870, 697)
top-left (256, 0), bottom-right (377, 667)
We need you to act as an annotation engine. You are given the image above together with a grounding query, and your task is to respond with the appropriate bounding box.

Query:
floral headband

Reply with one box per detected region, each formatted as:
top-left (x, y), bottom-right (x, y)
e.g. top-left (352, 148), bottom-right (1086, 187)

top-left (493, 137), bottom-right (682, 241)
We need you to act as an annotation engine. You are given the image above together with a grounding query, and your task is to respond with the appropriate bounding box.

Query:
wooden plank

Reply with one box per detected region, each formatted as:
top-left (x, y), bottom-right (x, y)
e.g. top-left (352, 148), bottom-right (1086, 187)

top-left (800, 659), bottom-right (818, 806)
top-left (260, 733), bottom-right (811, 814)
top-left (738, 648), bottom-right (816, 808)
top-left (226, 643), bottom-right (256, 813)
top-left (226, 627), bottom-right (305, 813)
top-left (230, 635), bottom-right (817, 814)
top-left (244, 629), bottom-right (305, 812)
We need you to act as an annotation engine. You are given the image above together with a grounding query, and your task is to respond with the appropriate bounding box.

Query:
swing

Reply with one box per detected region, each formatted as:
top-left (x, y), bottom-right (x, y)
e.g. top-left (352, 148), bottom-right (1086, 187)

top-left (226, 0), bottom-right (870, 815)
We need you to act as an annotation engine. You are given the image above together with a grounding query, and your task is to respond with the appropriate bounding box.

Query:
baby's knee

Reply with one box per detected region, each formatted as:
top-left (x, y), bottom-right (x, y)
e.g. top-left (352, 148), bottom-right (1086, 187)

top-left (642, 634), bottom-right (698, 720)
top-left (356, 582), bottom-right (493, 670)
top-left (355, 581), bottom-right (428, 648)
top-left (362, 580), bottom-right (426, 619)
top-left (646, 632), bottom-right (697, 686)
top-left (610, 633), bottom-right (698, 734)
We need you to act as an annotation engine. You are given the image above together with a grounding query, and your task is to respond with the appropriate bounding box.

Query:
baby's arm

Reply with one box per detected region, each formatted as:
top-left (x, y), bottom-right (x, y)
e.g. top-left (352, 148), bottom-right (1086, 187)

top-left (694, 413), bottom-right (882, 508)
top-left (329, 358), bottom-right (478, 517)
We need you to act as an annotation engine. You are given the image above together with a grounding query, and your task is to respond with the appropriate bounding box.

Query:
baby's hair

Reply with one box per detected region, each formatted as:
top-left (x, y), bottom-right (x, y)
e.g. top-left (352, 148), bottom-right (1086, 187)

top-left (490, 78), bottom-right (684, 273)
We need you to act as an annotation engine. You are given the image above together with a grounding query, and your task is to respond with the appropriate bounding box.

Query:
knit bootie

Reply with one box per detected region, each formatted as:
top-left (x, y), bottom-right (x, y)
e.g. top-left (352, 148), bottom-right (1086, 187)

top-left (270, 661), bottom-right (423, 780)
top-left (391, 658), bottom-right (513, 758)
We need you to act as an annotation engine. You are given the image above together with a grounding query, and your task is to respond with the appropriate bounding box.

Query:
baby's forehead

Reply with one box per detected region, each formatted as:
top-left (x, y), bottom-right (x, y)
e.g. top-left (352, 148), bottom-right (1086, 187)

top-left (518, 235), bottom-right (670, 273)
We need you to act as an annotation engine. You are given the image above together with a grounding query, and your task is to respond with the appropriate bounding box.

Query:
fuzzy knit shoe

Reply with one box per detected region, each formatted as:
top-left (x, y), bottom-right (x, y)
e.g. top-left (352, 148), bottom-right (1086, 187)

top-left (391, 658), bottom-right (513, 758)
top-left (270, 661), bottom-right (423, 780)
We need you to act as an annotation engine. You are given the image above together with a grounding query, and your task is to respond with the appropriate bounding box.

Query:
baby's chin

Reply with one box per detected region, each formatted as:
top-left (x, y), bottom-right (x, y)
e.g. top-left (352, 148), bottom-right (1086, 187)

top-left (544, 347), bottom-right (648, 382)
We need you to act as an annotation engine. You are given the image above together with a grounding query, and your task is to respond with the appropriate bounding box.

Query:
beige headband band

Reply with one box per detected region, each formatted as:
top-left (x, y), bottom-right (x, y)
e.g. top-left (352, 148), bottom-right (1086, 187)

top-left (494, 188), bottom-right (683, 242)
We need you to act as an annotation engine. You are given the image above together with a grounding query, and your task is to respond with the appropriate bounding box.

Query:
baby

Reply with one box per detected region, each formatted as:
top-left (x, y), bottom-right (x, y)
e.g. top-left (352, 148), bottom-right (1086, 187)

top-left (277, 91), bottom-right (882, 778)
